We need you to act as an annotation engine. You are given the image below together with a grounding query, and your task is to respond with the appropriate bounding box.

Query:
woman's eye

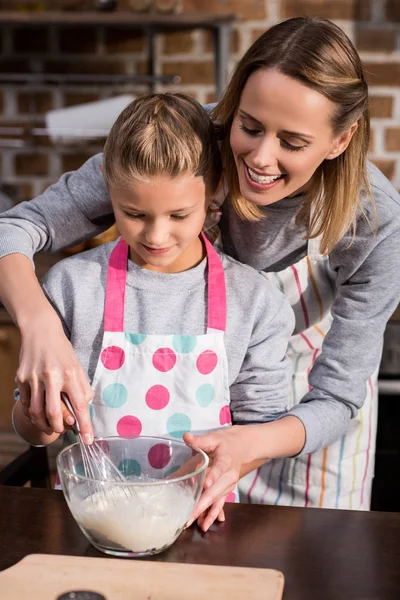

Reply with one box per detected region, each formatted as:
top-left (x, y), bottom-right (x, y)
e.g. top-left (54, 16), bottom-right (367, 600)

top-left (239, 123), bottom-right (261, 137)
top-left (281, 140), bottom-right (306, 152)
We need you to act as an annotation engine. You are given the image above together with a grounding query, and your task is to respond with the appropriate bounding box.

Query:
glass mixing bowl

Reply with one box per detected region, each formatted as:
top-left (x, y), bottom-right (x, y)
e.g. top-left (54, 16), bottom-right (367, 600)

top-left (56, 436), bottom-right (208, 557)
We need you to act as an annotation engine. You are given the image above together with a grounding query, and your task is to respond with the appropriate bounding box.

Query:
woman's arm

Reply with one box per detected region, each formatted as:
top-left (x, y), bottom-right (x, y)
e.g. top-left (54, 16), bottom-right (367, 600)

top-left (185, 416), bottom-right (306, 530)
top-left (291, 180), bottom-right (400, 454)
top-left (0, 154), bottom-right (112, 441)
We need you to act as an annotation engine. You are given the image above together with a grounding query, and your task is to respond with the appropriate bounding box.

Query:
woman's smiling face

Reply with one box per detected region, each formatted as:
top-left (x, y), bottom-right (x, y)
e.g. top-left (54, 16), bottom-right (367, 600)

top-left (229, 69), bottom-right (346, 206)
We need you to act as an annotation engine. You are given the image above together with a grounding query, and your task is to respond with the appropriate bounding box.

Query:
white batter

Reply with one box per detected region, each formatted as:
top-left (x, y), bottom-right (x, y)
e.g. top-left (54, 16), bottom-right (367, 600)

top-left (70, 482), bottom-right (195, 553)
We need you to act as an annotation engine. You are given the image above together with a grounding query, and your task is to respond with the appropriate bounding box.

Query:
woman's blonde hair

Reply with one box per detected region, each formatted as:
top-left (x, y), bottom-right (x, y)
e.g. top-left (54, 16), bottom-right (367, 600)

top-left (213, 17), bottom-right (374, 254)
top-left (103, 93), bottom-right (222, 196)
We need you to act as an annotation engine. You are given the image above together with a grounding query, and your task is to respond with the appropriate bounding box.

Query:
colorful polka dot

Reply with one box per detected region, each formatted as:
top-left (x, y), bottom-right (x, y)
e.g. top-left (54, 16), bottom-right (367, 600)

top-left (172, 335), bottom-right (197, 354)
top-left (125, 332), bottom-right (147, 345)
top-left (226, 491), bottom-right (236, 503)
top-left (75, 460), bottom-right (86, 477)
top-left (167, 413), bottom-right (192, 438)
top-left (152, 347), bottom-right (177, 372)
top-left (101, 346), bottom-right (125, 370)
top-left (145, 385), bottom-right (170, 410)
top-left (165, 465), bottom-right (181, 477)
top-left (103, 383), bottom-right (128, 408)
top-left (196, 383), bottom-right (215, 407)
top-left (95, 440), bottom-right (110, 455)
top-left (148, 443), bottom-right (171, 469)
top-left (219, 405), bottom-right (231, 426)
top-left (118, 458), bottom-right (141, 477)
top-left (117, 415), bottom-right (142, 438)
top-left (88, 403), bottom-right (94, 421)
top-left (196, 350), bottom-right (218, 375)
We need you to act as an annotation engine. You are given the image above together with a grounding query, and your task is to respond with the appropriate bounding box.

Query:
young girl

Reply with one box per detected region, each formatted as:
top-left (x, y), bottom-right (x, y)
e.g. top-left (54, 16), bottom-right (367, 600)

top-left (2, 17), bottom-right (400, 516)
top-left (12, 93), bottom-right (303, 528)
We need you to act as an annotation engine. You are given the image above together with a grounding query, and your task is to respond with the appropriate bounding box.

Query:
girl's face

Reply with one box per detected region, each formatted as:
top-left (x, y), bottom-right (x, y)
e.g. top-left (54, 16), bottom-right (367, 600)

top-left (230, 69), bottom-right (354, 206)
top-left (110, 173), bottom-right (209, 273)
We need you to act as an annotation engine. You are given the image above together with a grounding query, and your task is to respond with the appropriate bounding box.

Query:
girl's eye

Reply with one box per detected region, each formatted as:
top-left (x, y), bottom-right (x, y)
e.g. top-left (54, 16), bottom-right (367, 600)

top-left (281, 140), bottom-right (306, 152)
top-left (171, 214), bottom-right (188, 220)
top-left (125, 213), bottom-right (145, 220)
top-left (239, 123), bottom-right (261, 137)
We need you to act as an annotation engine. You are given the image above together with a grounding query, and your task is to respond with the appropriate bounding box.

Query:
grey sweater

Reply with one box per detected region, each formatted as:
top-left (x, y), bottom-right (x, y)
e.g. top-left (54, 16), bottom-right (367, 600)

top-left (41, 240), bottom-right (295, 428)
top-left (1, 155), bottom-right (399, 454)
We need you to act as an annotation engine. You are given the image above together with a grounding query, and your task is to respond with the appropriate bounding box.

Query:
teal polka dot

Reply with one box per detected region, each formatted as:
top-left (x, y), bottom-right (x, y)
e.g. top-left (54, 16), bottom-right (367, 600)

top-left (118, 458), bottom-right (141, 477)
top-left (196, 383), bottom-right (215, 407)
top-left (89, 403), bottom-right (94, 421)
top-left (165, 465), bottom-right (181, 477)
top-left (75, 461), bottom-right (85, 477)
top-left (167, 413), bottom-right (191, 438)
top-left (103, 383), bottom-right (128, 408)
top-left (172, 335), bottom-right (197, 354)
top-left (125, 333), bottom-right (147, 345)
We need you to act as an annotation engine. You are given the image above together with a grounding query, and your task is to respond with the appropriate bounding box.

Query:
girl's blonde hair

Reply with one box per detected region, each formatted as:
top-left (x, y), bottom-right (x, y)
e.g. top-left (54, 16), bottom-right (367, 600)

top-left (213, 17), bottom-right (374, 254)
top-left (103, 93), bottom-right (222, 196)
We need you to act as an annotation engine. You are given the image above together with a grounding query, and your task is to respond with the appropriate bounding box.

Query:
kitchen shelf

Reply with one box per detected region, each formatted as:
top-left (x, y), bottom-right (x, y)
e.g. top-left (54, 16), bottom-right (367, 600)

top-left (0, 10), bottom-right (236, 96)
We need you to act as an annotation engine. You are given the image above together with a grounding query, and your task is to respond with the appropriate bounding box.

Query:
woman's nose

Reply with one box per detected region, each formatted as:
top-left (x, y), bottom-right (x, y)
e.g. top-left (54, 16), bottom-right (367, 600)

top-left (251, 135), bottom-right (278, 169)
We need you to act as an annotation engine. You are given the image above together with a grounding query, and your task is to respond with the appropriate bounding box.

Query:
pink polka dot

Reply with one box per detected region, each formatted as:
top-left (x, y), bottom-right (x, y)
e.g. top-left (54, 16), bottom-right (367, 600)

top-left (145, 385), bottom-right (170, 410)
top-left (148, 443), bottom-right (171, 469)
top-left (152, 348), bottom-right (177, 372)
top-left (101, 346), bottom-right (125, 370)
top-left (219, 405), bottom-right (231, 426)
top-left (196, 350), bottom-right (218, 375)
top-left (226, 491), bottom-right (236, 503)
top-left (55, 471), bottom-right (61, 486)
top-left (116, 415), bottom-right (142, 438)
top-left (95, 440), bottom-right (110, 455)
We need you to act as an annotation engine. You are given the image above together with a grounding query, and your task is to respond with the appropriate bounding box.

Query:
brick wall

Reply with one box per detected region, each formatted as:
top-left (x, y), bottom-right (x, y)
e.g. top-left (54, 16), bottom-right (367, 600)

top-left (0, 0), bottom-right (399, 200)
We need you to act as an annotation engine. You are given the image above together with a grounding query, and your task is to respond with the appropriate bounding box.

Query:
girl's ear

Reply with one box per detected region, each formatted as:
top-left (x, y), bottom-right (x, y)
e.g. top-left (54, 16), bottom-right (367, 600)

top-left (326, 121), bottom-right (358, 160)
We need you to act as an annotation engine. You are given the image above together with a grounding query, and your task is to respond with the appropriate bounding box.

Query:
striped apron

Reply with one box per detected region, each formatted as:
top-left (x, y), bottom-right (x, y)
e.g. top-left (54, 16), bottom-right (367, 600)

top-left (238, 235), bottom-right (378, 510)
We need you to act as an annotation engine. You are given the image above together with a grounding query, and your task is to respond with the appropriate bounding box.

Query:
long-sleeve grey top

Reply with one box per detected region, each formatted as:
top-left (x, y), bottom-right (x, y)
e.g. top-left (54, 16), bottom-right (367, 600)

top-left (40, 239), bottom-right (295, 429)
top-left (0, 154), bottom-right (399, 454)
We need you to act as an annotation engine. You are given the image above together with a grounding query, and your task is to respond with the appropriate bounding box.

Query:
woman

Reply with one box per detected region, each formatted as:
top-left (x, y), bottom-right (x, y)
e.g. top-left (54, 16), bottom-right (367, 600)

top-left (1, 17), bottom-right (399, 512)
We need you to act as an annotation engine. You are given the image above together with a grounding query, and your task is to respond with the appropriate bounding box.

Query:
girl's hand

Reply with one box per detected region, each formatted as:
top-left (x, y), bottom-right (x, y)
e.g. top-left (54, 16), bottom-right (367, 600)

top-left (184, 427), bottom-right (264, 531)
top-left (17, 313), bottom-right (94, 443)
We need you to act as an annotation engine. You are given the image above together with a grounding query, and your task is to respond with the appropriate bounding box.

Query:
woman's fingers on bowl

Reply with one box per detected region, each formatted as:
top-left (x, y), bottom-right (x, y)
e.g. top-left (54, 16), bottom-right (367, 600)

top-left (198, 496), bottom-right (227, 532)
top-left (187, 472), bottom-right (236, 525)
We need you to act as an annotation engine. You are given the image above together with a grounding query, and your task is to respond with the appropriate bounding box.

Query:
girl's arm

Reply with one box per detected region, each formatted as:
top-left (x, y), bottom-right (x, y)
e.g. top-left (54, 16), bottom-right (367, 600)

top-left (0, 154), bottom-right (112, 442)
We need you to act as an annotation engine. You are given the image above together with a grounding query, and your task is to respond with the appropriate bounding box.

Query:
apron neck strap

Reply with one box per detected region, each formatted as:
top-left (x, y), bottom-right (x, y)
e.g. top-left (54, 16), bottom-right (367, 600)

top-left (201, 232), bottom-right (226, 333)
top-left (104, 235), bottom-right (226, 333)
top-left (104, 238), bottom-right (128, 332)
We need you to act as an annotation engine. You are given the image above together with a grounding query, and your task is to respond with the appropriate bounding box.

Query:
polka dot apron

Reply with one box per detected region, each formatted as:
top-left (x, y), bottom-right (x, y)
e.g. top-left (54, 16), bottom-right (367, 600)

top-left (87, 235), bottom-right (236, 499)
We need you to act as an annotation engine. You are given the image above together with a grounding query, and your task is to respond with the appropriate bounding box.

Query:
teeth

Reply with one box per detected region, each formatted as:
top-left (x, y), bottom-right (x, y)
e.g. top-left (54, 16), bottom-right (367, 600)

top-left (247, 167), bottom-right (282, 184)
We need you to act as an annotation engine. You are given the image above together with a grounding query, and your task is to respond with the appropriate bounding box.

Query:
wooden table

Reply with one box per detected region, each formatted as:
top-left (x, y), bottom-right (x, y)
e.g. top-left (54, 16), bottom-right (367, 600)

top-left (1, 486), bottom-right (399, 599)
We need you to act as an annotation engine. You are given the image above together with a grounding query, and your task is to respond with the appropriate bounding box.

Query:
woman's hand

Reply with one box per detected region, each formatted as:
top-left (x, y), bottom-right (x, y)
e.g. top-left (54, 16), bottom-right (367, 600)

top-left (184, 426), bottom-right (267, 532)
top-left (17, 312), bottom-right (94, 443)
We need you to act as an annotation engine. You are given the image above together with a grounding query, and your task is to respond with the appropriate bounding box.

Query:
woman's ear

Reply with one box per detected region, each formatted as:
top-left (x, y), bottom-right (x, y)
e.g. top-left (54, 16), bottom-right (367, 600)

top-left (326, 121), bottom-right (358, 160)
top-left (99, 164), bottom-right (103, 172)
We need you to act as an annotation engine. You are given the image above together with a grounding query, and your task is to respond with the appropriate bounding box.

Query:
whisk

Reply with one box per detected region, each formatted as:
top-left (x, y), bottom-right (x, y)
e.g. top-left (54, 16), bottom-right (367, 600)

top-left (62, 393), bottom-right (127, 484)
top-left (61, 395), bottom-right (149, 514)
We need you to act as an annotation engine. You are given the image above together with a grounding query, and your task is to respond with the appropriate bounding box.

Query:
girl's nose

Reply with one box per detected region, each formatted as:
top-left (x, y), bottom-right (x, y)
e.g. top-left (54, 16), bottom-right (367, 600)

top-left (144, 220), bottom-right (168, 247)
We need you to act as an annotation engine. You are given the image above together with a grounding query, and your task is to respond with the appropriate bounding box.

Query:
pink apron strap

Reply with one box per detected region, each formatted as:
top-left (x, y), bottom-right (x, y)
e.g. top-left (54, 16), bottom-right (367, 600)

top-left (104, 235), bottom-right (226, 333)
top-left (104, 238), bottom-right (128, 332)
top-left (201, 233), bottom-right (226, 332)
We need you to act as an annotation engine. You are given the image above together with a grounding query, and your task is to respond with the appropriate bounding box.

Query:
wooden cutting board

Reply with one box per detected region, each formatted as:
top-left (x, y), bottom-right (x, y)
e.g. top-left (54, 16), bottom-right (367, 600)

top-left (0, 553), bottom-right (284, 599)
